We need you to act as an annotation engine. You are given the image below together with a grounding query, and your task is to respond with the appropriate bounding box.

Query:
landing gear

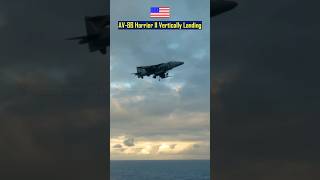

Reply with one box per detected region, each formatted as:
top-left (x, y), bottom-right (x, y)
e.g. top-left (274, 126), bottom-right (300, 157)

top-left (151, 73), bottom-right (169, 81)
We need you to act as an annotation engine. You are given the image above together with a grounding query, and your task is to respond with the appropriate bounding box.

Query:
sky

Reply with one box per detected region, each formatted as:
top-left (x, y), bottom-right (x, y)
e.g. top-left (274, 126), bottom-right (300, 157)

top-left (0, 0), bottom-right (320, 179)
top-left (110, 0), bottom-right (210, 160)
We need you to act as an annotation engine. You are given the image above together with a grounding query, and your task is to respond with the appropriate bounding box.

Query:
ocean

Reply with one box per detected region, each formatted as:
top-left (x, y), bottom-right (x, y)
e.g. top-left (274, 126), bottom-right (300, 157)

top-left (110, 160), bottom-right (210, 180)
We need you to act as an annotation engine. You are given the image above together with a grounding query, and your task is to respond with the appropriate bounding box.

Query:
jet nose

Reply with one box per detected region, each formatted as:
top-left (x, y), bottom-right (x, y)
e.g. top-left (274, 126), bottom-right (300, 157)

top-left (211, 0), bottom-right (238, 17)
top-left (221, 1), bottom-right (238, 14)
top-left (226, 1), bottom-right (238, 10)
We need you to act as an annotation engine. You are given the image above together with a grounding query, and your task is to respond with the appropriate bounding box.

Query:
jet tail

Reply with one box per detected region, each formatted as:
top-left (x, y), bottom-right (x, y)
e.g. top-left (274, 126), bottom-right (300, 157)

top-left (85, 16), bottom-right (108, 35)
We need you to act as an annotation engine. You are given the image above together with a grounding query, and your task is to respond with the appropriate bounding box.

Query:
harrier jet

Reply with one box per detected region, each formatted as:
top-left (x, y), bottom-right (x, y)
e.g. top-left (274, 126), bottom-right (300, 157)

top-left (133, 61), bottom-right (184, 80)
top-left (66, 16), bottom-right (109, 54)
top-left (67, 0), bottom-right (237, 54)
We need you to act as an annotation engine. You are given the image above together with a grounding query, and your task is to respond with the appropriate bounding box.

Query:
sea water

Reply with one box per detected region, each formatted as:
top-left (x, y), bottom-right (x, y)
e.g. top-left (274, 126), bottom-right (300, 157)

top-left (111, 160), bottom-right (210, 180)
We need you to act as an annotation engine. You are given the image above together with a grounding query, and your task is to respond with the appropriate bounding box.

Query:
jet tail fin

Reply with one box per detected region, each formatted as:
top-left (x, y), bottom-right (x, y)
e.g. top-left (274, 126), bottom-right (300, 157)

top-left (85, 16), bottom-right (108, 35)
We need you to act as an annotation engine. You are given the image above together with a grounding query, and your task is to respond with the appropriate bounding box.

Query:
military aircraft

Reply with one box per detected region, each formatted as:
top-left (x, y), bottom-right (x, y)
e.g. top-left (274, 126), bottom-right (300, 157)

top-left (133, 61), bottom-right (184, 80)
top-left (67, 0), bottom-right (237, 54)
top-left (66, 16), bottom-right (109, 54)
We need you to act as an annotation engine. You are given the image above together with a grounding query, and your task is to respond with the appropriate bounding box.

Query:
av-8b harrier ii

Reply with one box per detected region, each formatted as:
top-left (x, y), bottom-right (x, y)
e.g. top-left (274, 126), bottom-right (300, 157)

top-left (133, 61), bottom-right (184, 80)
top-left (67, 0), bottom-right (237, 55)
top-left (66, 16), bottom-right (109, 54)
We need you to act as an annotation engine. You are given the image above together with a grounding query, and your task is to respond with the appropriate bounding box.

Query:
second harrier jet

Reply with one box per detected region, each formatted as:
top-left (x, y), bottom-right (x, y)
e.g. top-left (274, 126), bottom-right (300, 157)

top-left (66, 16), bottom-right (109, 54)
top-left (133, 61), bottom-right (184, 80)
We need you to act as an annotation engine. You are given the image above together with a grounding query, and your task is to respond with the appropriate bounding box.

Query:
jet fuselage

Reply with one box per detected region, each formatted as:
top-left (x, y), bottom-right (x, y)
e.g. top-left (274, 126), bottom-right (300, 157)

top-left (135, 61), bottom-right (184, 80)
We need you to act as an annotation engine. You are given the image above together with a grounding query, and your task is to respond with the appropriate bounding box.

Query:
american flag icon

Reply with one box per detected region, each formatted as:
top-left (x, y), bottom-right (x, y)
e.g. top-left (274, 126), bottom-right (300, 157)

top-left (150, 7), bottom-right (170, 18)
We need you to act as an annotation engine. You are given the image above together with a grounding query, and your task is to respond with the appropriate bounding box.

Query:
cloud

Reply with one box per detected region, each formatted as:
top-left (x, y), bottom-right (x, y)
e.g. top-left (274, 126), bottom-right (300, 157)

top-left (113, 144), bottom-right (122, 148)
top-left (123, 137), bottom-right (135, 147)
top-left (170, 144), bottom-right (177, 149)
top-left (110, 136), bottom-right (209, 160)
